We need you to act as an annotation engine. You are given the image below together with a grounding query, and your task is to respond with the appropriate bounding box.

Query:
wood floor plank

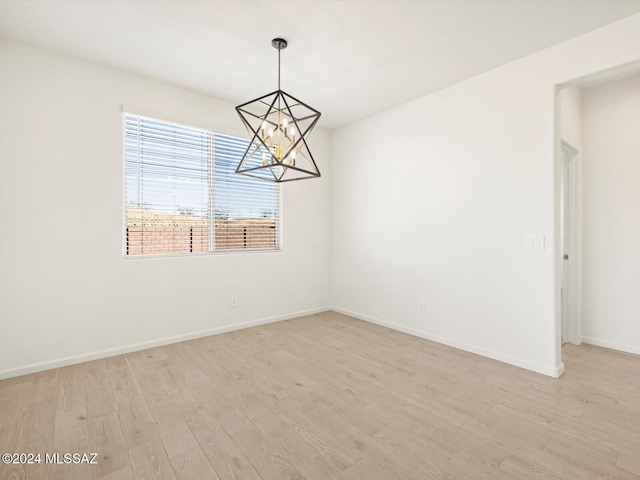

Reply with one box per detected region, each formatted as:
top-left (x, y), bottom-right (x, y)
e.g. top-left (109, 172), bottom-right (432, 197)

top-left (272, 399), bottom-right (362, 471)
top-left (618, 453), bottom-right (640, 476)
top-left (21, 401), bottom-right (57, 454)
top-left (88, 412), bottom-right (129, 480)
top-left (52, 363), bottom-right (89, 461)
top-left (0, 377), bottom-right (32, 419)
top-left (297, 455), bottom-right (351, 480)
top-left (223, 425), bottom-right (308, 480)
top-left (108, 367), bottom-right (140, 401)
top-left (170, 447), bottom-right (220, 480)
top-left (371, 422), bottom-right (457, 473)
top-left (333, 427), bottom-right (417, 480)
top-left (116, 395), bottom-right (156, 448)
top-left (544, 435), bottom-right (620, 469)
top-left (341, 456), bottom-right (401, 480)
top-left (183, 405), bottom-right (263, 480)
top-left (27, 369), bottom-right (61, 405)
top-left (499, 455), bottom-right (561, 480)
top-left (95, 466), bottom-right (135, 480)
top-left (146, 401), bottom-right (199, 459)
top-left (460, 413), bottom-right (551, 452)
top-left (128, 438), bottom-right (177, 480)
top-left (104, 355), bottom-right (128, 372)
top-left (508, 445), bottom-right (600, 480)
top-left (84, 360), bottom-right (116, 419)
top-left (125, 348), bottom-right (170, 374)
top-left (448, 448), bottom-right (517, 480)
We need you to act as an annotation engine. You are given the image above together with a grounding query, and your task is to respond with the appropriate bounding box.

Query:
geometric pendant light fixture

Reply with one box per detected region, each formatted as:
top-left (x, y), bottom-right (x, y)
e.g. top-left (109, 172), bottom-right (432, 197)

top-left (235, 38), bottom-right (322, 182)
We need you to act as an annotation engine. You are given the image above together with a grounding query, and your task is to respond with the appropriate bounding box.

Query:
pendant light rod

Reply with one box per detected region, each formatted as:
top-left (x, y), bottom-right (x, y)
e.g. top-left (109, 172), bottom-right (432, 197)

top-left (272, 38), bottom-right (287, 91)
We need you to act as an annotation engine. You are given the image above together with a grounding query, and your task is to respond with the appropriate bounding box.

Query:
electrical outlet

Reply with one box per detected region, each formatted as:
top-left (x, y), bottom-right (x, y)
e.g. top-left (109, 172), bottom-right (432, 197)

top-left (525, 234), bottom-right (545, 251)
top-left (229, 294), bottom-right (238, 308)
top-left (418, 301), bottom-right (426, 314)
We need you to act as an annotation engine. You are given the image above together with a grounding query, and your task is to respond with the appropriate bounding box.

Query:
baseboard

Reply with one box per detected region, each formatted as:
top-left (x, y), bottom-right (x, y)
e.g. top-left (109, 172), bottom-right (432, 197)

top-left (331, 306), bottom-right (564, 378)
top-left (582, 336), bottom-right (640, 356)
top-left (0, 306), bottom-right (331, 380)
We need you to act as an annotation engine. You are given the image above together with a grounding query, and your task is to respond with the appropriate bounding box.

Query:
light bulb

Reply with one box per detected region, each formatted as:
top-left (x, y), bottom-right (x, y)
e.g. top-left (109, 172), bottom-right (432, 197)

top-left (282, 119), bottom-right (288, 129)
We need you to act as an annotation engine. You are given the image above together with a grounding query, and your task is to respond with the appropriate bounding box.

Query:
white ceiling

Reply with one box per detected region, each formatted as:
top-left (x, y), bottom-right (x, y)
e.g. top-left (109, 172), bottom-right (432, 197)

top-left (1, 1), bottom-right (640, 129)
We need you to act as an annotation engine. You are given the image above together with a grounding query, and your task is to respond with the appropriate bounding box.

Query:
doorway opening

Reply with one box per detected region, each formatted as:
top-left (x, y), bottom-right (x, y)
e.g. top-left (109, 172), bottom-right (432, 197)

top-left (555, 59), bottom-right (640, 368)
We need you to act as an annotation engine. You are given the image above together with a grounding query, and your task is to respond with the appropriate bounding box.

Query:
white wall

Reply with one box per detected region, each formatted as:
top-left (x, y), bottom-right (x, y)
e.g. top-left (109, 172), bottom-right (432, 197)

top-left (560, 86), bottom-right (582, 148)
top-left (580, 74), bottom-right (640, 354)
top-left (331, 13), bottom-right (640, 377)
top-left (0, 39), bottom-right (331, 378)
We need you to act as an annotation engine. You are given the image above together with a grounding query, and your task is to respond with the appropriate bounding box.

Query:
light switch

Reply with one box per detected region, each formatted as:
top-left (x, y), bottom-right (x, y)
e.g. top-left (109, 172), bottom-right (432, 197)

top-left (525, 234), bottom-right (545, 251)
top-left (229, 294), bottom-right (238, 308)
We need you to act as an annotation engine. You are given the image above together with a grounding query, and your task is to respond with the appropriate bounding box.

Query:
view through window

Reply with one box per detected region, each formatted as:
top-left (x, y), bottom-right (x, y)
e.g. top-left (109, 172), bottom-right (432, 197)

top-left (124, 114), bottom-right (280, 256)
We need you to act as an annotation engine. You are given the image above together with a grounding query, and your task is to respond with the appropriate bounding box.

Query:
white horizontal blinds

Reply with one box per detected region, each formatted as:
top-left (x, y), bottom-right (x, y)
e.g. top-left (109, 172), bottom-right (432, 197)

top-left (124, 114), bottom-right (212, 256)
top-left (214, 133), bottom-right (280, 251)
top-left (124, 113), bottom-right (280, 256)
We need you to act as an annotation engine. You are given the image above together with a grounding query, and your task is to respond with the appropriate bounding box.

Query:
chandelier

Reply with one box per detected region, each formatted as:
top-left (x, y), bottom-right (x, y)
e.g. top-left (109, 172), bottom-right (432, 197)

top-left (235, 38), bottom-right (321, 182)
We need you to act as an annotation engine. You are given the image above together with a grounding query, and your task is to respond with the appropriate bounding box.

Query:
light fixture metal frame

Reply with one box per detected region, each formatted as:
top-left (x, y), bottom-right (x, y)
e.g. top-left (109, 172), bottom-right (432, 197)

top-left (235, 38), bottom-right (322, 183)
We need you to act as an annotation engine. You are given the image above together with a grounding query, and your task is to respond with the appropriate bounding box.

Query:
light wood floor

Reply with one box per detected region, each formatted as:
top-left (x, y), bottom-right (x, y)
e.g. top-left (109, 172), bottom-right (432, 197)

top-left (1, 311), bottom-right (640, 480)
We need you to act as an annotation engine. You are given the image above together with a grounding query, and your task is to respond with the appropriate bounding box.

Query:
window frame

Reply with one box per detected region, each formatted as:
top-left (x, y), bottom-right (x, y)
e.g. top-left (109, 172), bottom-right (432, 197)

top-left (122, 112), bottom-right (282, 259)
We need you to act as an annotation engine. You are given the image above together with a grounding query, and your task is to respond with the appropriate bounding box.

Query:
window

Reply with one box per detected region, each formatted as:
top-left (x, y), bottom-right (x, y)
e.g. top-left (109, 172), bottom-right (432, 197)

top-left (124, 113), bottom-right (280, 256)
